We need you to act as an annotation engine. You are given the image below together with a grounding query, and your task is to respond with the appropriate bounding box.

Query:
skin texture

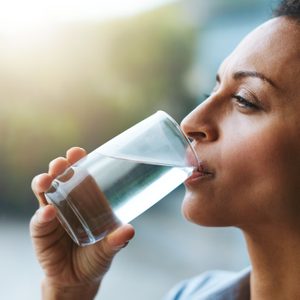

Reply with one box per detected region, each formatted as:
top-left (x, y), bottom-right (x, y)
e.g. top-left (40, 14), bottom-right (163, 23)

top-left (182, 17), bottom-right (300, 228)
top-left (31, 16), bottom-right (300, 300)
top-left (181, 17), bottom-right (300, 299)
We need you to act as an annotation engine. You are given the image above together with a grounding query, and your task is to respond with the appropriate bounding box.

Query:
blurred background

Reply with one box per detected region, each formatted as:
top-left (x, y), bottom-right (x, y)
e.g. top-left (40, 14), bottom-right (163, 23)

top-left (0, 0), bottom-right (278, 299)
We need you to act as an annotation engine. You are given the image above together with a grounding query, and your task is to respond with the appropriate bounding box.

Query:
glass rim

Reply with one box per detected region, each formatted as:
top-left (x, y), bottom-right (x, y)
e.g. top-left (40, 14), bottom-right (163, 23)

top-left (156, 110), bottom-right (200, 167)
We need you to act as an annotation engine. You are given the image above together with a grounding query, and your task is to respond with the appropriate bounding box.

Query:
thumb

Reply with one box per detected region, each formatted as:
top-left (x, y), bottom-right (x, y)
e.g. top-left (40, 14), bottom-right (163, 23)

top-left (105, 224), bottom-right (135, 251)
top-left (87, 224), bottom-right (135, 277)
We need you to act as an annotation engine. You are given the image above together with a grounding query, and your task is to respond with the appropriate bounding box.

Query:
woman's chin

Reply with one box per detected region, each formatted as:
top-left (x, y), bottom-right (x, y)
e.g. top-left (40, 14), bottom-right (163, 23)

top-left (181, 196), bottom-right (213, 226)
top-left (181, 193), bottom-right (231, 227)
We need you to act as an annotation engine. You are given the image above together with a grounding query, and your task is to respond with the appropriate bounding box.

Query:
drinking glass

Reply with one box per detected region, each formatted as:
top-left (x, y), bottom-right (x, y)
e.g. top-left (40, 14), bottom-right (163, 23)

top-left (45, 111), bottom-right (199, 246)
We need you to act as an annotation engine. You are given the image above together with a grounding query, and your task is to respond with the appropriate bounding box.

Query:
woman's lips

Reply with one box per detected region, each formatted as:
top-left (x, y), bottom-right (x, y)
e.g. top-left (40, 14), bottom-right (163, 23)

top-left (185, 163), bottom-right (214, 185)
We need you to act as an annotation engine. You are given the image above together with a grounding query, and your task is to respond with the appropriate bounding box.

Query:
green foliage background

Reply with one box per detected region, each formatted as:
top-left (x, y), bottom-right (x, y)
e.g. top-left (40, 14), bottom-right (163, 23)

top-left (0, 4), bottom-right (197, 217)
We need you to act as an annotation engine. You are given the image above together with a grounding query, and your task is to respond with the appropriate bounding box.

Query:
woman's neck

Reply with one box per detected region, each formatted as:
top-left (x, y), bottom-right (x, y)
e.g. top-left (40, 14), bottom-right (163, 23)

top-left (242, 223), bottom-right (300, 300)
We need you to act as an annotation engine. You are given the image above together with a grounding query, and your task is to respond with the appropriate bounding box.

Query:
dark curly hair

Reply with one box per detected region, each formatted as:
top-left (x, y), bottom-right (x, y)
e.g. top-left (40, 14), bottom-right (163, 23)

top-left (274, 0), bottom-right (300, 21)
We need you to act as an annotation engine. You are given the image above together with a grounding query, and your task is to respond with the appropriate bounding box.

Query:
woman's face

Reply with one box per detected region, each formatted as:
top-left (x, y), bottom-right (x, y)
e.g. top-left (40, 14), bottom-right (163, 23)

top-left (181, 17), bottom-right (300, 229)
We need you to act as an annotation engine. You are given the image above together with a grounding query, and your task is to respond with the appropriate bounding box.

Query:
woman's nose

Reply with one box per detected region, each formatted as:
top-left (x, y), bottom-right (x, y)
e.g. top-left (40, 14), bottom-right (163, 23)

top-left (180, 100), bottom-right (219, 143)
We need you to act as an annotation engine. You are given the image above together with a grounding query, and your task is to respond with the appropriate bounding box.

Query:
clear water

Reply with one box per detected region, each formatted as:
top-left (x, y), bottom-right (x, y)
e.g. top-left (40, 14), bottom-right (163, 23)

top-left (45, 153), bottom-right (193, 245)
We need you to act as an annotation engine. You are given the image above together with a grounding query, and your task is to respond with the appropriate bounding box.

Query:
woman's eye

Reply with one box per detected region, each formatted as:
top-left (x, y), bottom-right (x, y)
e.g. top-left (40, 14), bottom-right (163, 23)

top-left (233, 95), bottom-right (259, 110)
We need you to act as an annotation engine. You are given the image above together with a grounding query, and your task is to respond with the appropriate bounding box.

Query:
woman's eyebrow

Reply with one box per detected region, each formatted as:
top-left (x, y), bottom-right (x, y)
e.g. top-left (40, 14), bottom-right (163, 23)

top-left (233, 70), bottom-right (278, 89)
top-left (216, 71), bottom-right (278, 89)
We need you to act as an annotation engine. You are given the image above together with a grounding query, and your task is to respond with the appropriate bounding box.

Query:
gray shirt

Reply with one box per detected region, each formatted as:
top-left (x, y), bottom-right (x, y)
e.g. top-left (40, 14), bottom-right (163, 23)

top-left (164, 267), bottom-right (251, 300)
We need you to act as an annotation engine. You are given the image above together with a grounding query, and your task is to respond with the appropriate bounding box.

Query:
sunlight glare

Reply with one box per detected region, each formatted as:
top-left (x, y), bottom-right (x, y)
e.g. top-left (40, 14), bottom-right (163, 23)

top-left (0, 0), bottom-right (173, 38)
top-left (0, 0), bottom-right (49, 36)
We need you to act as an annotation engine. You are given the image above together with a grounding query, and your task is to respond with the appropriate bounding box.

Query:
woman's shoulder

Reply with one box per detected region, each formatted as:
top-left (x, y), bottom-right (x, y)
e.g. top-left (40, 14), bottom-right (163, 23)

top-left (164, 267), bottom-right (251, 300)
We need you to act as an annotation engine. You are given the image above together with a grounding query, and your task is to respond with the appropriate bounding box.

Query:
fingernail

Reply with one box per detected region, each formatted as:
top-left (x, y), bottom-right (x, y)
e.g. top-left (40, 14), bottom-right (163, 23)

top-left (121, 241), bottom-right (129, 248)
top-left (112, 240), bottom-right (130, 251)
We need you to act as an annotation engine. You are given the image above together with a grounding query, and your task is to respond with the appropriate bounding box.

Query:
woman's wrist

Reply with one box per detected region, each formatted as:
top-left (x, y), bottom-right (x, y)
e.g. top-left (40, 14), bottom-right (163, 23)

top-left (41, 278), bottom-right (101, 300)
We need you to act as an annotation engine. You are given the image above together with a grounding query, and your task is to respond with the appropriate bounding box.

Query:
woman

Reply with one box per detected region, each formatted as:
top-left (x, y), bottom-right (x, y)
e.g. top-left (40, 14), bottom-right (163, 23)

top-left (30, 1), bottom-right (300, 299)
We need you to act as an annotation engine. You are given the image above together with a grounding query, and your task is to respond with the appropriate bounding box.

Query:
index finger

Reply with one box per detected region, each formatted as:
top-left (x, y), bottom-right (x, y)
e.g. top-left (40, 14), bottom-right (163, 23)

top-left (66, 147), bottom-right (87, 164)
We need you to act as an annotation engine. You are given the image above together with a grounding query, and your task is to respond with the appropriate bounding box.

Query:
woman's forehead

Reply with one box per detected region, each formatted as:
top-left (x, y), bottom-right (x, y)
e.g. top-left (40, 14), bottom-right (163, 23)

top-left (217, 17), bottom-right (300, 94)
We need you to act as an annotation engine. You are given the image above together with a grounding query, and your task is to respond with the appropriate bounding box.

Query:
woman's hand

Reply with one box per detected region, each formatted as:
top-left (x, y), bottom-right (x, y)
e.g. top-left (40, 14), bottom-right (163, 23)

top-left (30, 147), bottom-right (135, 300)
